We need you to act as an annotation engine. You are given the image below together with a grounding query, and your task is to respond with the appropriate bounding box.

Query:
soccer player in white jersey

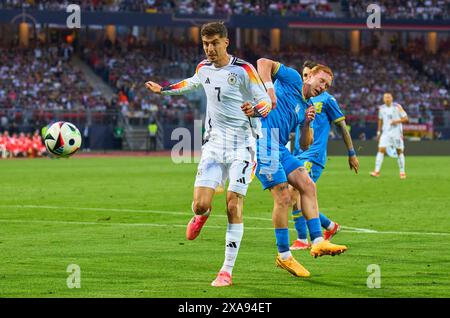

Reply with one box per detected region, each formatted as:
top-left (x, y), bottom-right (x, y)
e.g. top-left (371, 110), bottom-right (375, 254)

top-left (371, 93), bottom-right (409, 179)
top-left (145, 22), bottom-right (272, 287)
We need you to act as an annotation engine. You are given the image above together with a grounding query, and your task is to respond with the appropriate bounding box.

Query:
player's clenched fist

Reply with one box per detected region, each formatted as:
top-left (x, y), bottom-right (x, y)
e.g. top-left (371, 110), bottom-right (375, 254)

top-left (241, 101), bottom-right (254, 117)
top-left (305, 106), bottom-right (316, 122)
top-left (145, 81), bottom-right (162, 94)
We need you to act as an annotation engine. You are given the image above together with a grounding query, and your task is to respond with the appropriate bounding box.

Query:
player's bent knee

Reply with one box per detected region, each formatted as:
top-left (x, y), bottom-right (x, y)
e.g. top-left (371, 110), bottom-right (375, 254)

top-left (288, 185), bottom-right (298, 203)
top-left (192, 200), bottom-right (211, 214)
top-left (272, 188), bottom-right (292, 209)
top-left (227, 200), bottom-right (238, 215)
top-left (299, 178), bottom-right (316, 197)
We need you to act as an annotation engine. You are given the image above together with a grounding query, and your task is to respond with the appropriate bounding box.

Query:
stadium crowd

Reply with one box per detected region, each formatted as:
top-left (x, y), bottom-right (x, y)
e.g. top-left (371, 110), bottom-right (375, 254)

top-left (81, 37), bottom-right (199, 125)
top-left (0, 0), bottom-right (336, 17)
top-left (345, 0), bottom-right (450, 20)
top-left (0, 44), bottom-right (111, 131)
top-left (402, 37), bottom-right (450, 89)
top-left (2, 0), bottom-right (450, 19)
top-left (0, 130), bottom-right (46, 158)
top-left (264, 45), bottom-right (449, 126)
top-left (3, 38), bottom-right (446, 129)
top-left (1, 36), bottom-right (448, 130)
top-left (79, 38), bottom-right (448, 127)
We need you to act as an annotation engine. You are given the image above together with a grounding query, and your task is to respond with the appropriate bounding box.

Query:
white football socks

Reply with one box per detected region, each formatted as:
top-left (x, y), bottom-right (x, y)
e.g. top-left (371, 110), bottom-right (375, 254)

top-left (279, 250), bottom-right (292, 261)
top-left (375, 152), bottom-right (384, 172)
top-left (312, 237), bottom-right (324, 245)
top-left (397, 153), bottom-right (405, 173)
top-left (221, 223), bottom-right (244, 275)
top-left (326, 221), bottom-right (335, 231)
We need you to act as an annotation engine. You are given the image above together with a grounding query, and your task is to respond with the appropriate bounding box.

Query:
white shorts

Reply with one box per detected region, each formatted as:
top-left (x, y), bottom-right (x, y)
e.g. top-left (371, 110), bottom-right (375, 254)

top-left (379, 134), bottom-right (404, 151)
top-left (194, 141), bottom-right (256, 196)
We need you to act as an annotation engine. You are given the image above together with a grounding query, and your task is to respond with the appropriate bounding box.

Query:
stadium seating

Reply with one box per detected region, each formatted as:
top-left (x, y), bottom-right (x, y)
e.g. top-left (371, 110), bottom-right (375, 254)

top-left (1, 38), bottom-right (448, 132)
top-left (0, 44), bottom-right (111, 130)
top-left (344, 0), bottom-right (450, 20)
top-left (0, 0), bottom-right (337, 17)
top-left (79, 41), bottom-right (448, 128)
top-left (2, 0), bottom-right (449, 20)
top-left (81, 39), bottom-right (198, 126)
top-left (263, 46), bottom-right (448, 126)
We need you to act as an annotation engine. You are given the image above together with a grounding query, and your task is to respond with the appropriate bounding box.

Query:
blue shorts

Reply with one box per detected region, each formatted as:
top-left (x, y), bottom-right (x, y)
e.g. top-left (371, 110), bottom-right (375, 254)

top-left (297, 158), bottom-right (324, 183)
top-left (255, 143), bottom-right (303, 190)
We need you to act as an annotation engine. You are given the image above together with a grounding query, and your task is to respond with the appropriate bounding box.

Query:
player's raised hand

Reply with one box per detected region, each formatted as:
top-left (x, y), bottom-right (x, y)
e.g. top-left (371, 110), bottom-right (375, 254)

top-left (305, 106), bottom-right (316, 122)
top-left (145, 81), bottom-right (162, 94)
top-left (267, 88), bottom-right (277, 109)
top-left (241, 101), bottom-right (254, 117)
top-left (349, 155), bottom-right (359, 174)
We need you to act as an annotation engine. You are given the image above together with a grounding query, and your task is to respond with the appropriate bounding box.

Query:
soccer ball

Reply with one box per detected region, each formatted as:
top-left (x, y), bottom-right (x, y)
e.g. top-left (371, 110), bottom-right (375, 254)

top-left (44, 121), bottom-right (82, 158)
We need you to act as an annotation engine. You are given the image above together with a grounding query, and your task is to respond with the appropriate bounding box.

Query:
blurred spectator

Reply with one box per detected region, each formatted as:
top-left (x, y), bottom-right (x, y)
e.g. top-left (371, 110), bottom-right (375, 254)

top-left (359, 132), bottom-right (367, 141)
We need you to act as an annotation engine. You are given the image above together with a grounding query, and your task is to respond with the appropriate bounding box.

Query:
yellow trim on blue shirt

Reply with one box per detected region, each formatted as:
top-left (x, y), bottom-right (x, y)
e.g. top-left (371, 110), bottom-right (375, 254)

top-left (272, 62), bottom-right (281, 76)
top-left (334, 116), bottom-right (346, 123)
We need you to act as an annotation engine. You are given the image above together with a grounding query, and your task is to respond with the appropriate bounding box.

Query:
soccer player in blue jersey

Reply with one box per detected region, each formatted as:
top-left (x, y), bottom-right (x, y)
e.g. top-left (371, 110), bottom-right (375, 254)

top-left (289, 61), bottom-right (360, 250)
top-left (241, 59), bottom-right (347, 278)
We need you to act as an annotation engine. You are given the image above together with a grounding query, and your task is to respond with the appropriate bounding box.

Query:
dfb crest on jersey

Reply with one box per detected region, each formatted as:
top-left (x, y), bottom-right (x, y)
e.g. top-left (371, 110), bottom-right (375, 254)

top-left (227, 73), bottom-right (238, 85)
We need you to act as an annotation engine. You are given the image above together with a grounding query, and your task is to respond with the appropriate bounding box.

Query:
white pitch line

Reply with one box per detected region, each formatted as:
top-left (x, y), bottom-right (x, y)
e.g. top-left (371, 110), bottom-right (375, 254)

top-left (1, 204), bottom-right (450, 236)
top-left (340, 225), bottom-right (378, 233)
top-left (0, 218), bottom-right (449, 237)
top-left (0, 204), bottom-right (271, 222)
top-left (0, 218), bottom-right (272, 231)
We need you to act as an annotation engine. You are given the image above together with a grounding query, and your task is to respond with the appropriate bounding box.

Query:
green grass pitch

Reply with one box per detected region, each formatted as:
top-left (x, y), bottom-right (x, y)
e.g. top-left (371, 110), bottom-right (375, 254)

top-left (1, 155), bottom-right (449, 298)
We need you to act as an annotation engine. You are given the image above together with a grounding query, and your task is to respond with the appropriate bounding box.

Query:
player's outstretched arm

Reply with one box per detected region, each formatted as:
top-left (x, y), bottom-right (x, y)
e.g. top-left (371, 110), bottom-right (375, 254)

top-left (299, 106), bottom-right (315, 150)
top-left (145, 81), bottom-right (163, 94)
top-left (336, 120), bottom-right (359, 174)
top-left (145, 74), bottom-right (201, 96)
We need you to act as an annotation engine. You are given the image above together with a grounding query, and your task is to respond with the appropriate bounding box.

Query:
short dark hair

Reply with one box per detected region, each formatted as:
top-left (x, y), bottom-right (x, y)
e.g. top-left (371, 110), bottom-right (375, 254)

top-left (303, 60), bottom-right (318, 70)
top-left (200, 22), bottom-right (228, 38)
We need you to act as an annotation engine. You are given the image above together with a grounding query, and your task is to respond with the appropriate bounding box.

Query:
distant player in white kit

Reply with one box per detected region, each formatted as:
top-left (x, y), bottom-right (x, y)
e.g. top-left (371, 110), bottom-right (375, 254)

top-left (145, 22), bottom-right (272, 287)
top-left (371, 93), bottom-right (409, 179)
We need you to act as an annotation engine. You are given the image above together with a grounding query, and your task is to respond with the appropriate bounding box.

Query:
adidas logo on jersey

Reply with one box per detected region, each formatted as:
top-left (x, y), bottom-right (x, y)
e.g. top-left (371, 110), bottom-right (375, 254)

top-left (236, 177), bottom-right (246, 184)
top-left (226, 242), bottom-right (237, 248)
top-left (205, 77), bottom-right (210, 84)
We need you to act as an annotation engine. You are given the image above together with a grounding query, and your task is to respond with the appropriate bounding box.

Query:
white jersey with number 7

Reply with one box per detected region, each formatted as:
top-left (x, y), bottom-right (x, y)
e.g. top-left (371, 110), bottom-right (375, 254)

top-left (160, 56), bottom-right (272, 150)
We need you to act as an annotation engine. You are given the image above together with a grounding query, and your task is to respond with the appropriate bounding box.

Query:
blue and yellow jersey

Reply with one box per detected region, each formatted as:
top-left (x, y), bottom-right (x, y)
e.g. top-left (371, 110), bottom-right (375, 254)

top-left (261, 63), bottom-right (312, 146)
top-left (293, 92), bottom-right (345, 168)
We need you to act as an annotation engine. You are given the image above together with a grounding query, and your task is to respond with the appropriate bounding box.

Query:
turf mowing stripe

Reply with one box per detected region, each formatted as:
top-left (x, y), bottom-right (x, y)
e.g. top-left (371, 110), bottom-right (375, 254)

top-left (1, 218), bottom-right (450, 236)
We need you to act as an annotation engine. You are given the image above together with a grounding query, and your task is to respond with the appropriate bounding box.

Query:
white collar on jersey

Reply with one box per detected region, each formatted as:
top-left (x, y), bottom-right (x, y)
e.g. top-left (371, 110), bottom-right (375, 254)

top-left (210, 54), bottom-right (233, 69)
